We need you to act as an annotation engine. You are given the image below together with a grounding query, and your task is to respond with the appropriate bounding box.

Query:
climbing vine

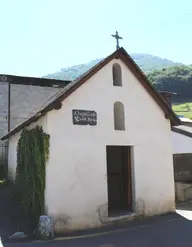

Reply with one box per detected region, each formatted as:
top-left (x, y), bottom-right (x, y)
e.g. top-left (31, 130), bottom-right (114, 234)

top-left (15, 126), bottom-right (50, 229)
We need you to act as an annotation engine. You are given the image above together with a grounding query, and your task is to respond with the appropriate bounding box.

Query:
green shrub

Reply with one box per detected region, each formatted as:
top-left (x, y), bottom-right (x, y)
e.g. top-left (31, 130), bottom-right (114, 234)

top-left (15, 126), bottom-right (50, 230)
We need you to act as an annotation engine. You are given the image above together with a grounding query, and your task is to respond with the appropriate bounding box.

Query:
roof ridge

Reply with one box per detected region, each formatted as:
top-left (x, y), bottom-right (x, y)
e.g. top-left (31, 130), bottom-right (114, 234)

top-left (1, 48), bottom-right (181, 140)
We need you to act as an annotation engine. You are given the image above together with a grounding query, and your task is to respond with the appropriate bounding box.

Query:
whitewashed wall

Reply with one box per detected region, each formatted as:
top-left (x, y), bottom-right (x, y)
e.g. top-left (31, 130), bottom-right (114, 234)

top-left (172, 131), bottom-right (192, 154)
top-left (44, 58), bottom-right (175, 232)
top-left (7, 58), bottom-right (175, 233)
top-left (7, 116), bottom-right (48, 181)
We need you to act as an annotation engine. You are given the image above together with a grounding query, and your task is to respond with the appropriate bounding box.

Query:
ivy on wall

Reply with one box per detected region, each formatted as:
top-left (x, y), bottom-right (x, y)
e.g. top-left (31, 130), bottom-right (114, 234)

top-left (15, 126), bottom-right (50, 229)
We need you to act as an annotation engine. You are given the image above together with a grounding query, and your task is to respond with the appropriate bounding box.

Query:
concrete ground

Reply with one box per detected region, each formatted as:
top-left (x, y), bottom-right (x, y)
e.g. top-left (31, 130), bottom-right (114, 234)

top-left (3, 204), bottom-right (192, 247)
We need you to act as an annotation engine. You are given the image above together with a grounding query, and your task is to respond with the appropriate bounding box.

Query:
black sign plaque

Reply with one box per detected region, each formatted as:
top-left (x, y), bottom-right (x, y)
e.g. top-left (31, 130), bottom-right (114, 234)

top-left (72, 109), bottom-right (97, 126)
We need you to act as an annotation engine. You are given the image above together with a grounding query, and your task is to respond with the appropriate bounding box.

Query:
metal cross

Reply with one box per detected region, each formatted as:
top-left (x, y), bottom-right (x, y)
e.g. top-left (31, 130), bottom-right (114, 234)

top-left (111, 31), bottom-right (123, 50)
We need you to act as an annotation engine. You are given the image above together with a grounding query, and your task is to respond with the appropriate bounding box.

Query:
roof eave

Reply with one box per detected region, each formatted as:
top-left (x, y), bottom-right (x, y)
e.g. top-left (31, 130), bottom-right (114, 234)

top-left (1, 47), bottom-right (181, 139)
top-left (172, 126), bottom-right (192, 138)
top-left (1, 101), bottom-right (62, 141)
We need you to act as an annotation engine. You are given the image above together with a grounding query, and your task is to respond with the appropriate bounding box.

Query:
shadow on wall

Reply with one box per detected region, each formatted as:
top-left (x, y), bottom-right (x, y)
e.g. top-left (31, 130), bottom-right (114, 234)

top-left (174, 153), bottom-right (192, 203)
top-left (0, 142), bottom-right (8, 180)
top-left (173, 153), bottom-right (192, 182)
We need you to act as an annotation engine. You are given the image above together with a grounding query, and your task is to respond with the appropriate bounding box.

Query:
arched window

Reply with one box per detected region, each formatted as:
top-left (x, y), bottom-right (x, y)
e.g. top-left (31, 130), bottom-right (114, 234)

top-left (114, 102), bottom-right (125, 130)
top-left (112, 63), bottom-right (122, 87)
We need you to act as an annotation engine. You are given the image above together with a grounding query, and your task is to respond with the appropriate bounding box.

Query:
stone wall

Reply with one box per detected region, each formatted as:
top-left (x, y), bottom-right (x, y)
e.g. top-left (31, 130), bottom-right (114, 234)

top-left (0, 81), bottom-right (8, 175)
top-left (0, 76), bottom-right (65, 178)
top-left (10, 84), bottom-right (61, 130)
top-left (0, 81), bottom-right (8, 140)
top-left (173, 153), bottom-right (192, 182)
top-left (0, 81), bottom-right (62, 139)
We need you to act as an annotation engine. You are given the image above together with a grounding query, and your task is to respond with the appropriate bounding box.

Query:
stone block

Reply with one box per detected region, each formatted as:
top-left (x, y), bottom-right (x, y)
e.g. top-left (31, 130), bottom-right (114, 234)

top-left (37, 215), bottom-right (54, 240)
top-left (175, 182), bottom-right (192, 202)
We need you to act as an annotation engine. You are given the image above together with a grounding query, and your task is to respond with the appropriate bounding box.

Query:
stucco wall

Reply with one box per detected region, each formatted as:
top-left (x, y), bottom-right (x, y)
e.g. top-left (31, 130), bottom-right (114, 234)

top-left (172, 131), bottom-right (192, 154)
top-left (8, 131), bottom-right (21, 181)
top-left (8, 116), bottom-right (48, 181)
top-left (43, 58), bottom-right (175, 232)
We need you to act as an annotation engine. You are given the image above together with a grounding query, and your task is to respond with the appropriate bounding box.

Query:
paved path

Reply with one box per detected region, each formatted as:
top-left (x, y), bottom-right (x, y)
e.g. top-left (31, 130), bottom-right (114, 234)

top-left (3, 209), bottom-right (192, 247)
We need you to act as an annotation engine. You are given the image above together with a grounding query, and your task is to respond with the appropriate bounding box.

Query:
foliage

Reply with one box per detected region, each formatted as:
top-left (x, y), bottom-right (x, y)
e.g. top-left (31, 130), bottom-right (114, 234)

top-left (43, 54), bottom-right (180, 81)
top-left (148, 65), bottom-right (192, 118)
top-left (172, 102), bottom-right (192, 119)
top-left (15, 126), bottom-right (50, 229)
top-left (148, 65), bottom-right (192, 102)
top-left (132, 53), bottom-right (181, 73)
top-left (42, 52), bottom-right (192, 117)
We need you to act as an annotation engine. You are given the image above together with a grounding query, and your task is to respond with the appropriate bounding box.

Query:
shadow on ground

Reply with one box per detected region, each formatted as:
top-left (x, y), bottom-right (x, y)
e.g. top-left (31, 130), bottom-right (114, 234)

top-left (176, 200), bottom-right (192, 211)
top-left (5, 212), bottom-right (192, 247)
top-left (0, 183), bottom-right (33, 242)
top-left (1, 191), bottom-right (192, 246)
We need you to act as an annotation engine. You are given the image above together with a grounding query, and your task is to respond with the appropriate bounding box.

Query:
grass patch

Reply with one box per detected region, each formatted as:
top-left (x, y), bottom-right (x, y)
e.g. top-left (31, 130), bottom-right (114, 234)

top-left (172, 102), bottom-right (192, 119)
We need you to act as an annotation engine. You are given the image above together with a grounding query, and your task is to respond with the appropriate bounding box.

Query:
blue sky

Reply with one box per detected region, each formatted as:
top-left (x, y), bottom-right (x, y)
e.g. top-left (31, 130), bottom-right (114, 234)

top-left (0, 0), bottom-right (192, 77)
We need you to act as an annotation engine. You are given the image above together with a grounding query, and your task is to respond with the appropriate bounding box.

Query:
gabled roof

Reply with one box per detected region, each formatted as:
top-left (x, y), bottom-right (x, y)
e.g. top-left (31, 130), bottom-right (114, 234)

top-left (1, 47), bottom-right (181, 141)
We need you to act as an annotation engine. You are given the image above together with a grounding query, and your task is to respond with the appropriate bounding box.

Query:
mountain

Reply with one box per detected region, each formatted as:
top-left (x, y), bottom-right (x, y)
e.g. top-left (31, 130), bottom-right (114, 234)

top-left (43, 54), bottom-right (182, 81)
top-left (131, 54), bottom-right (181, 72)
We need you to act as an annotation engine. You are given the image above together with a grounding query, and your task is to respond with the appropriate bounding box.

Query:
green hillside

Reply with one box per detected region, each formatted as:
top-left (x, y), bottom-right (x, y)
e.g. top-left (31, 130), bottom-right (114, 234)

top-left (43, 54), bottom-right (181, 81)
top-left (43, 53), bottom-right (192, 119)
top-left (148, 65), bottom-right (192, 119)
top-left (172, 102), bottom-right (192, 119)
top-left (149, 65), bottom-right (192, 102)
